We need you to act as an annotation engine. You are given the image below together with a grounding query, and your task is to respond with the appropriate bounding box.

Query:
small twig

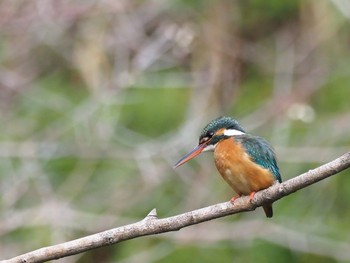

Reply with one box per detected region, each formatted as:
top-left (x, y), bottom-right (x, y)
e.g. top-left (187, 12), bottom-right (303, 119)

top-left (2, 152), bottom-right (350, 263)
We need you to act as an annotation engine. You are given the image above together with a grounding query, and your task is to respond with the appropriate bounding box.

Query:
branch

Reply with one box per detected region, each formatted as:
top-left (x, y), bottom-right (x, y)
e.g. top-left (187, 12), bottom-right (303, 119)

top-left (3, 152), bottom-right (350, 263)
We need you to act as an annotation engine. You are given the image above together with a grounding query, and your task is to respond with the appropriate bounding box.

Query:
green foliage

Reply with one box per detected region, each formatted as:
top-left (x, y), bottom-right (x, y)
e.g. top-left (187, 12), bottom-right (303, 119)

top-left (156, 243), bottom-right (235, 263)
top-left (233, 68), bottom-right (274, 116)
top-left (313, 82), bottom-right (350, 115)
top-left (120, 87), bottom-right (190, 137)
top-left (240, 0), bottom-right (299, 38)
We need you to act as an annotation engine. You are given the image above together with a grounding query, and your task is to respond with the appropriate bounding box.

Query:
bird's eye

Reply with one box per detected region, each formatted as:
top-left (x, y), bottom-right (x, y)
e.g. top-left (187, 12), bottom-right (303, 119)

top-left (205, 132), bottom-right (214, 139)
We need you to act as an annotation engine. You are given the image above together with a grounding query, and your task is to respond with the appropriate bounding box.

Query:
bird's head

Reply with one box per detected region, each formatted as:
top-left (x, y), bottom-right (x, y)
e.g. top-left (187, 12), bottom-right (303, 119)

top-left (174, 116), bottom-right (245, 168)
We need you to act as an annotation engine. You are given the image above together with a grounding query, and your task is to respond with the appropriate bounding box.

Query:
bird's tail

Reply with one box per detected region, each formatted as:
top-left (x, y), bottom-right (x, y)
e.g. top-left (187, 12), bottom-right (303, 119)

top-left (263, 204), bottom-right (273, 218)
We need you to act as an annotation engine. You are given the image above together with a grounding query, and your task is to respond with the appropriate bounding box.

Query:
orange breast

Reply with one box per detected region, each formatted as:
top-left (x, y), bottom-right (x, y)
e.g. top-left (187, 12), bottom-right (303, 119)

top-left (214, 137), bottom-right (274, 195)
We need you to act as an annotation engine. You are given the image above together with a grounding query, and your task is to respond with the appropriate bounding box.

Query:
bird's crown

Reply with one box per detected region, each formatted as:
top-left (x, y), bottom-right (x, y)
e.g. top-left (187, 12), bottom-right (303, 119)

top-left (199, 116), bottom-right (245, 144)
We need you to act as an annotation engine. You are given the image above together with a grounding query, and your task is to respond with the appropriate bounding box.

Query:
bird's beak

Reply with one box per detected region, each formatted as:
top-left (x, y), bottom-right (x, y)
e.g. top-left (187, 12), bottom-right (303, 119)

top-left (174, 143), bottom-right (207, 168)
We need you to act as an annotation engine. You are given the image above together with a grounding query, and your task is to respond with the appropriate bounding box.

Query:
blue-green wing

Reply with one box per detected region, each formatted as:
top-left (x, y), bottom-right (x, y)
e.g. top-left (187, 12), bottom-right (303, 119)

top-left (236, 135), bottom-right (282, 182)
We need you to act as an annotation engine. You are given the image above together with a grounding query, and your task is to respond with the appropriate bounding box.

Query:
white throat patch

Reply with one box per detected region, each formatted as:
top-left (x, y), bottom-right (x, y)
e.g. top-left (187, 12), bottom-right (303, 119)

top-left (224, 129), bottom-right (245, 136)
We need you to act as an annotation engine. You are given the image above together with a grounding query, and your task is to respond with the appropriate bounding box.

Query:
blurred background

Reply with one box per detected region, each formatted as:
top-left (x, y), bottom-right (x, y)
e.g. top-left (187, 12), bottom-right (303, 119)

top-left (1, 0), bottom-right (350, 262)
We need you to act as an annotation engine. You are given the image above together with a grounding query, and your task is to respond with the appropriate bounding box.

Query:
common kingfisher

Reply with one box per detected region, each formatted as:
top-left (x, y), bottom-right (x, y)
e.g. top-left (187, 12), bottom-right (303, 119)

top-left (174, 116), bottom-right (282, 218)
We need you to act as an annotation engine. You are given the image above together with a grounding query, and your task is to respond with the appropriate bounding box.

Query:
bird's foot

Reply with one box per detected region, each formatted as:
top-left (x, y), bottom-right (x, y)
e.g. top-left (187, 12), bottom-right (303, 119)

top-left (230, 195), bottom-right (241, 203)
top-left (249, 192), bottom-right (256, 202)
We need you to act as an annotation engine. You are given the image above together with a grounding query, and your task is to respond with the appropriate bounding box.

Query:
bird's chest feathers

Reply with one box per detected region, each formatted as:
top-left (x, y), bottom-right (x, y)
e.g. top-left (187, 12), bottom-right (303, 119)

top-left (214, 138), bottom-right (274, 195)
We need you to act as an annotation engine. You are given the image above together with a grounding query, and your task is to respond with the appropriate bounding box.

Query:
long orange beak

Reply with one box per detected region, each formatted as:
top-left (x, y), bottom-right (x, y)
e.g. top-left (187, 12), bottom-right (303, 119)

top-left (174, 143), bottom-right (207, 168)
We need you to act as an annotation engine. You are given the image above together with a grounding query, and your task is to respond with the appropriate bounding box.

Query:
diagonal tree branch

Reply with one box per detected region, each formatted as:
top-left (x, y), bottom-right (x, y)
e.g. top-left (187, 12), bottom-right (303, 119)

top-left (3, 152), bottom-right (350, 263)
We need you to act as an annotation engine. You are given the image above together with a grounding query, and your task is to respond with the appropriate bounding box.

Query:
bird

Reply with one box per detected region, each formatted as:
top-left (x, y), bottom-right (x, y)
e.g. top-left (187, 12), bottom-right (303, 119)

top-left (174, 116), bottom-right (281, 218)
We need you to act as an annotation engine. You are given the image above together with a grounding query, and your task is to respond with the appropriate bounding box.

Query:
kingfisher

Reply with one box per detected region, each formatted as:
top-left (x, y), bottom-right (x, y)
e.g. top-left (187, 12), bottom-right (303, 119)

top-left (174, 116), bottom-right (281, 218)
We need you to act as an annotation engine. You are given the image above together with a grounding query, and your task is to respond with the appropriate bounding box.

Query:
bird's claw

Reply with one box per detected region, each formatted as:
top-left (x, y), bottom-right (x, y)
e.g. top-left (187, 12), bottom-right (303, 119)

top-left (230, 192), bottom-right (256, 204)
top-left (249, 192), bottom-right (256, 203)
top-left (230, 195), bottom-right (241, 203)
